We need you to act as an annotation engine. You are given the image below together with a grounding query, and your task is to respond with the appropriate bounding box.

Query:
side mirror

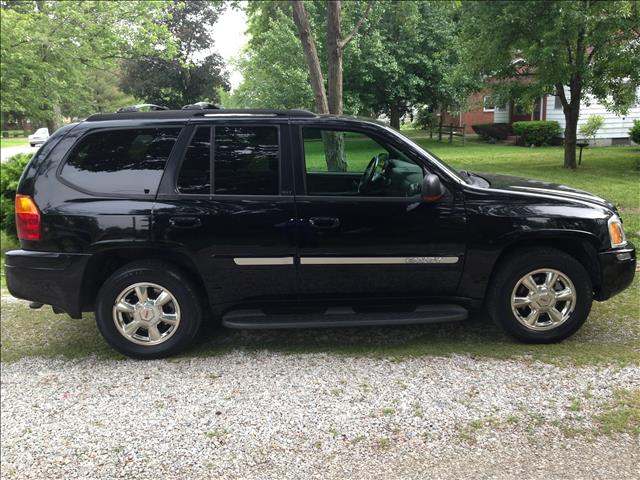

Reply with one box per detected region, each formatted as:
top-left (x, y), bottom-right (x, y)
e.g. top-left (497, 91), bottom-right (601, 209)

top-left (421, 174), bottom-right (444, 202)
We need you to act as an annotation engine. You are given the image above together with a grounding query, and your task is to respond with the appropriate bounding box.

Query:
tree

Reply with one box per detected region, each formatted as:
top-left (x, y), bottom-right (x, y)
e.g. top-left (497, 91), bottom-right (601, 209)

top-left (227, 3), bottom-right (314, 109)
top-left (290, 0), bottom-right (372, 117)
top-left (460, 0), bottom-right (640, 169)
top-left (344, 1), bottom-right (468, 129)
top-left (120, 0), bottom-right (230, 108)
top-left (289, 1), bottom-right (372, 171)
top-left (0, 1), bottom-right (174, 129)
top-left (234, 2), bottom-right (467, 131)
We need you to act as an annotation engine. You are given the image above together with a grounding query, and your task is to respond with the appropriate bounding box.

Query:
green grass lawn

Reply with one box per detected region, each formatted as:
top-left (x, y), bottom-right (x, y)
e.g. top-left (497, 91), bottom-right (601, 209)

top-left (0, 137), bottom-right (29, 149)
top-left (1, 133), bottom-right (638, 364)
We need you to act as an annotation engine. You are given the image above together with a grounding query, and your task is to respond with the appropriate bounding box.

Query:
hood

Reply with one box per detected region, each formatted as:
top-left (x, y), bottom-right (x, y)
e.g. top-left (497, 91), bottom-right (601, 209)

top-left (474, 173), bottom-right (616, 212)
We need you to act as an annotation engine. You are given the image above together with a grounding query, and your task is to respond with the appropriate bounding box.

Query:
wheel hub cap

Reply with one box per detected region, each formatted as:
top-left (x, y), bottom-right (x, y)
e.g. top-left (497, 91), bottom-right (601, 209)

top-left (510, 269), bottom-right (576, 331)
top-left (112, 282), bottom-right (181, 346)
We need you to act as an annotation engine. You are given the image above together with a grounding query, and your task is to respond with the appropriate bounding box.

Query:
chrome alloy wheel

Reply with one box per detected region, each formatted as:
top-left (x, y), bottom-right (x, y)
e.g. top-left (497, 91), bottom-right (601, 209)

top-left (112, 282), bottom-right (181, 346)
top-left (510, 269), bottom-right (576, 331)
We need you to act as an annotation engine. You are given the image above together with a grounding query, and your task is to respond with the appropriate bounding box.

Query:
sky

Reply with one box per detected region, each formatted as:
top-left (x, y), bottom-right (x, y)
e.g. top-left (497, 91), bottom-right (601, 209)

top-left (211, 5), bottom-right (249, 90)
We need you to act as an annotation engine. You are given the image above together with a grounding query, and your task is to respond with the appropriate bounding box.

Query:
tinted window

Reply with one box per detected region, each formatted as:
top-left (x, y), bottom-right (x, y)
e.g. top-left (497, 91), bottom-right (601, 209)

top-left (61, 128), bottom-right (181, 195)
top-left (214, 126), bottom-right (279, 195)
top-left (177, 127), bottom-right (211, 194)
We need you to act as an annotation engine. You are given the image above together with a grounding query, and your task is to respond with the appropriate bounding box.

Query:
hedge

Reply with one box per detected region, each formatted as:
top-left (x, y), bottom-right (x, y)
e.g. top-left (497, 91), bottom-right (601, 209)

top-left (512, 121), bottom-right (562, 146)
top-left (1, 153), bottom-right (32, 237)
top-left (471, 123), bottom-right (513, 141)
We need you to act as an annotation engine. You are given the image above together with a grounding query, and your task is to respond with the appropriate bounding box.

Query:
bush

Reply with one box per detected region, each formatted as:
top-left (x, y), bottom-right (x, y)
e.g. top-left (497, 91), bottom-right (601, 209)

top-left (579, 115), bottom-right (604, 144)
top-left (471, 123), bottom-right (514, 141)
top-left (413, 106), bottom-right (438, 130)
top-left (512, 120), bottom-right (561, 146)
top-left (630, 119), bottom-right (640, 145)
top-left (1, 153), bottom-right (32, 237)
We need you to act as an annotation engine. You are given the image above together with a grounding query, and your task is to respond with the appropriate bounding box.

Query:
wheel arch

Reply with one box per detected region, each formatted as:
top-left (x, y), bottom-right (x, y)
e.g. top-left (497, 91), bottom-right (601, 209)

top-left (80, 247), bottom-right (210, 313)
top-left (485, 235), bottom-right (602, 305)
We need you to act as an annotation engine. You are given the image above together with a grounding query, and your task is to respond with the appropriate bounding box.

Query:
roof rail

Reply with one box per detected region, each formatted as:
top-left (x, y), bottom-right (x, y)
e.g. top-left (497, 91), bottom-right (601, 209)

top-left (116, 104), bottom-right (169, 113)
top-left (85, 108), bottom-right (317, 122)
top-left (182, 102), bottom-right (220, 110)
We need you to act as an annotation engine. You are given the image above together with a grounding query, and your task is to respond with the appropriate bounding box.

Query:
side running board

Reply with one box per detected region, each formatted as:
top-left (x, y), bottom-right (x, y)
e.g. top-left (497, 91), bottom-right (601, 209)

top-left (222, 304), bottom-right (468, 329)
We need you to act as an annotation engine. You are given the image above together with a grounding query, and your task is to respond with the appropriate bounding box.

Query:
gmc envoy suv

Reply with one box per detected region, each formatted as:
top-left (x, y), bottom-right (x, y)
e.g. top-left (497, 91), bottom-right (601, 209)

top-left (5, 108), bottom-right (636, 358)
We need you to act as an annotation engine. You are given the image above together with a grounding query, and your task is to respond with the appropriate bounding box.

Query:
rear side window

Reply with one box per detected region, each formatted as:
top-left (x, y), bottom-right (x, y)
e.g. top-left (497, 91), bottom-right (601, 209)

top-left (177, 127), bottom-right (211, 194)
top-left (214, 126), bottom-right (279, 195)
top-left (60, 128), bottom-right (181, 195)
top-left (175, 125), bottom-right (280, 195)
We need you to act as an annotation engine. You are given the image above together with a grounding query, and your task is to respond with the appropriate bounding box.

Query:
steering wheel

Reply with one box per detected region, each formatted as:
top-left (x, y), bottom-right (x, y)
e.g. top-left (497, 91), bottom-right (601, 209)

top-left (358, 154), bottom-right (385, 194)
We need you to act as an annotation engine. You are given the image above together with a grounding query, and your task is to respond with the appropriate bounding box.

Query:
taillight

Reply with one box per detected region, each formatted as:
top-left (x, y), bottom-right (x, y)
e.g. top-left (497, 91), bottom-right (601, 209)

top-left (15, 194), bottom-right (41, 241)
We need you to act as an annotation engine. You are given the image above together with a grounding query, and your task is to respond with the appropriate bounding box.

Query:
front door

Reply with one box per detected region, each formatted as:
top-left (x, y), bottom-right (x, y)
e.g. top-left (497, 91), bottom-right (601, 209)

top-left (291, 123), bottom-right (467, 301)
top-left (153, 121), bottom-right (298, 306)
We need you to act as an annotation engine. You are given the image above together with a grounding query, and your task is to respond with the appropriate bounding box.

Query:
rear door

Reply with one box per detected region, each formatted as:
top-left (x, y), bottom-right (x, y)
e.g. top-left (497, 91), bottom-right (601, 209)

top-left (291, 121), bottom-right (467, 300)
top-left (153, 120), bottom-right (298, 306)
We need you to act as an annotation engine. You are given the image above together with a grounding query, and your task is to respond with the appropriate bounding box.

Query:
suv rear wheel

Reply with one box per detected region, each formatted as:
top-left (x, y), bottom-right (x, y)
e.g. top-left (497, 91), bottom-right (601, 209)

top-left (488, 248), bottom-right (592, 343)
top-left (95, 261), bottom-right (202, 359)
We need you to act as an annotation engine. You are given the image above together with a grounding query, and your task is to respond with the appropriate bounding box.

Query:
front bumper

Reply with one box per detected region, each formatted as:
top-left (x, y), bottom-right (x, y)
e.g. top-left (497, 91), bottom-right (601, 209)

top-left (594, 243), bottom-right (636, 301)
top-left (4, 250), bottom-right (91, 318)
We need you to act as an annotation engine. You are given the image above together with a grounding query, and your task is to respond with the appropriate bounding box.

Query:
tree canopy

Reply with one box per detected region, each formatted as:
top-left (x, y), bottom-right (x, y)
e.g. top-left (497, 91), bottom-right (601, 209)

top-left (120, 0), bottom-right (230, 109)
top-left (459, 0), bottom-right (640, 168)
top-left (230, 1), bottom-right (466, 128)
top-left (0, 0), bottom-right (175, 127)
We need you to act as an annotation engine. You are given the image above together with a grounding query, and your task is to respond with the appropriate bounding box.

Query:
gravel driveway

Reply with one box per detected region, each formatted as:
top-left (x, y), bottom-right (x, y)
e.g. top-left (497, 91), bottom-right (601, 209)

top-left (1, 353), bottom-right (638, 480)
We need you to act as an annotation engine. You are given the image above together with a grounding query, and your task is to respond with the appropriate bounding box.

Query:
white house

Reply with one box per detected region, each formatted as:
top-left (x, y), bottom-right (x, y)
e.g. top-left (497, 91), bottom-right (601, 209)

top-left (447, 87), bottom-right (639, 145)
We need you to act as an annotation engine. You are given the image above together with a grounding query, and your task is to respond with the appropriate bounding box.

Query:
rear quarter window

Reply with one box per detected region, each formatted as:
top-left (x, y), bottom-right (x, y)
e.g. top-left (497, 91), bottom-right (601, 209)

top-left (60, 127), bottom-right (181, 195)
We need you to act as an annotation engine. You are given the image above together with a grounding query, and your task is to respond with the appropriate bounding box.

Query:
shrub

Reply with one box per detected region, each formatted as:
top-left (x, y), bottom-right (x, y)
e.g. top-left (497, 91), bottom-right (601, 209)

top-left (579, 115), bottom-right (604, 144)
top-left (471, 123), bottom-right (514, 141)
top-left (630, 119), bottom-right (640, 145)
top-left (512, 120), bottom-right (561, 146)
top-left (1, 153), bottom-right (32, 237)
top-left (413, 106), bottom-right (438, 130)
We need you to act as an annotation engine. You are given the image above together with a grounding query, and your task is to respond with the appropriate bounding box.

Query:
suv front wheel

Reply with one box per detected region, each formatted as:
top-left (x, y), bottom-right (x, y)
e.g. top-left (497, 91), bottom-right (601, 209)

top-left (488, 248), bottom-right (593, 343)
top-left (95, 261), bottom-right (202, 359)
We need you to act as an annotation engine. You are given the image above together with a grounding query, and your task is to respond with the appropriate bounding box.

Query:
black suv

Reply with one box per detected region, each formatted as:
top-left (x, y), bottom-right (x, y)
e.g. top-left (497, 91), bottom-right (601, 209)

top-left (5, 109), bottom-right (636, 358)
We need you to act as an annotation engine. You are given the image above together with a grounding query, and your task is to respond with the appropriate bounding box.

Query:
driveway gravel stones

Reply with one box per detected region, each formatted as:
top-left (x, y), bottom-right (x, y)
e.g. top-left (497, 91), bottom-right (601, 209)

top-left (1, 353), bottom-right (638, 479)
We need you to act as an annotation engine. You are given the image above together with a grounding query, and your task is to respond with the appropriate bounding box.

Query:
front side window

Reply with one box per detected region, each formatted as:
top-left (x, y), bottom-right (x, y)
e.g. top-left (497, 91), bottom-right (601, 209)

top-left (61, 127), bottom-right (181, 195)
top-left (214, 126), bottom-right (279, 195)
top-left (302, 127), bottom-right (423, 197)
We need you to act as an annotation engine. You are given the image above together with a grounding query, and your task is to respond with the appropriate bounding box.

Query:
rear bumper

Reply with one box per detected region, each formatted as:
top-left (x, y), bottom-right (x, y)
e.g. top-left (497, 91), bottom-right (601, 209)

top-left (4, 249), bottom-right (91, 318)
top-left (594, 244), bottom-right (636, 301)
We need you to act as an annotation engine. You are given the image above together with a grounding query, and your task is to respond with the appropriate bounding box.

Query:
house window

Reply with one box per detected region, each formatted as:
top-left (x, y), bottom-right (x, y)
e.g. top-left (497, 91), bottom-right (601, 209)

top-left (483, 96), bottom-right (495, 112)
top-left (554, 95), bottom-right (563, 110)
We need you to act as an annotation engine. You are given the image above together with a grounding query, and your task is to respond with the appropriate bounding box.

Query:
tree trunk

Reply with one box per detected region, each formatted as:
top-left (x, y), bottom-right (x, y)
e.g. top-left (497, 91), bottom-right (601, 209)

top-left (291, 1), bottom-right (328, 114)
top-left (327, 1), bottom-right (343, 116)
top-left (46, 103), bottom-right (63, 132)
top-left (389, 104), bottom-right (401, 130)
top-left (322, 131), bottom-right (347, 171)
top-left (563, 105), bottom-right (579, 169)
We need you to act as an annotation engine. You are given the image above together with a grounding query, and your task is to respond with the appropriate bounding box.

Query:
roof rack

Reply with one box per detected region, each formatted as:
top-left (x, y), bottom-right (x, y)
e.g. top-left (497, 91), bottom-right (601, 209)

top-left (116, 104), bottom-right (169, 113)
top-left (85, 108), bottom-right (317, 122)
top-left (182, 102), bottom-right (220, 110)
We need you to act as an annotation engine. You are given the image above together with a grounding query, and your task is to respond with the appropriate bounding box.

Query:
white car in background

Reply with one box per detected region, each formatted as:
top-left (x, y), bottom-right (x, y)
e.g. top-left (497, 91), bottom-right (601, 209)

top-left (28, 128), bottom-right (49, 147)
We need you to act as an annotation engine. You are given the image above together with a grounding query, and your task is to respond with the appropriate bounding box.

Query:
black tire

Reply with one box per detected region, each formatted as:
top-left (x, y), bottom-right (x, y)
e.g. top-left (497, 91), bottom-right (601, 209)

top-left (96, 261), bottom-right (202, 359)
top-left (29, 143), bottom-right (35, 147)
top-left (487, 247), bottom-right (592, 343)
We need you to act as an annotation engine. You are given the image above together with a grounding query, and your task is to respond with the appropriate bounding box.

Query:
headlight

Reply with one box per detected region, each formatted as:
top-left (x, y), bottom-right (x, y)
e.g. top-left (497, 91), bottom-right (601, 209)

top-left (608, 215), bottom-right (627, 248)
